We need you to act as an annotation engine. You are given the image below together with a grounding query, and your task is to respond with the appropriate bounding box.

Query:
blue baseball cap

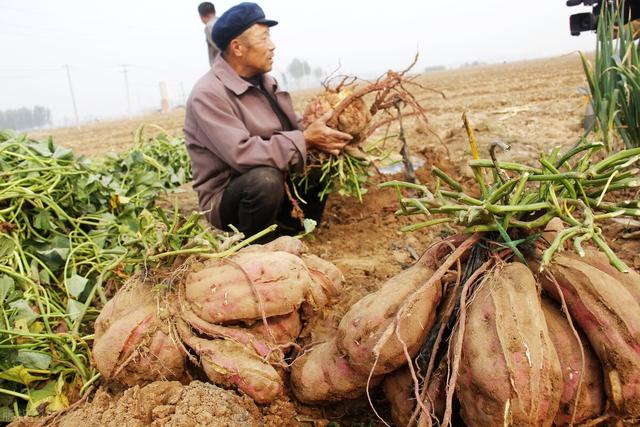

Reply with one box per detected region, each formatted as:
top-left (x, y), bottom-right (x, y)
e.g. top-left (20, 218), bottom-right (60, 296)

top-left (212, 2), bottom-right (278, 51)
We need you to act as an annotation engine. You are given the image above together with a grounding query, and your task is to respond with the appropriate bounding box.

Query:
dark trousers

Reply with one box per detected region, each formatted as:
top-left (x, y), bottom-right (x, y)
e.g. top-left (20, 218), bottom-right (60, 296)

top-left (219, 167), bottom-right (327, 241)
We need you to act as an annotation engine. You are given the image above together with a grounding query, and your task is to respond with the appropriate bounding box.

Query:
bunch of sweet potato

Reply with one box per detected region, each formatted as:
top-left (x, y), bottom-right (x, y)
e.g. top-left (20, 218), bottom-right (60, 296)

top-left (92, 236), bottom-right (343, 404)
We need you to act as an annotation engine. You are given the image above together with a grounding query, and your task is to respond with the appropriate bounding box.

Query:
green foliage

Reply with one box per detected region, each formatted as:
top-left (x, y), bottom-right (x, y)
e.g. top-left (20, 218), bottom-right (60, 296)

top-left (383, 141), bottom-right (640, 272)
top-left (582, 4), bottom-right (640, 149)
top-left (0, 125), bottom-right (233, 417)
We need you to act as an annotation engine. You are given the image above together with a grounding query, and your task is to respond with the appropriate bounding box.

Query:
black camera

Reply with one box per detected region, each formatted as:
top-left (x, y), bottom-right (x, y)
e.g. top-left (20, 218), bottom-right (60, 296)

top-left (568, 0), bottom-right (640, 36)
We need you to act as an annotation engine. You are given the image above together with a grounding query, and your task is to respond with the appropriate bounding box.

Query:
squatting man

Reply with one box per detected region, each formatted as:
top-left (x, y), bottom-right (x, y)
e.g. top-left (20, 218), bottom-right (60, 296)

top-left (184, 2), bottom-right (352, 241)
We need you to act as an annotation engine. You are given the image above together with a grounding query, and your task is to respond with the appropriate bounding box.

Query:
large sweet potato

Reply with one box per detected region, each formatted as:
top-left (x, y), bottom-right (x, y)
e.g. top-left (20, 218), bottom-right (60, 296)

top-left (539, 251), bottom-right (640, 417)
top-left (336, 252), bottom-right (441, 376)
top-left (183, 251), bottom-right (314, 324)
top-left (541, 298), bottom-right (605, 425)
top-left (457, 263), bottom-right (562, 427)
top-left (93, 282), bottom-right (185, 386)
top-left (290, 337), bottom-right (382, 404)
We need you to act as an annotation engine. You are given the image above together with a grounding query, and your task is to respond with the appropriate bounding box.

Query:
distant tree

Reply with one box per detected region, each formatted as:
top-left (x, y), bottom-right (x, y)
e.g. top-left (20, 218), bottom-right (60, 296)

top-left (287, 58), bottom-right (305, 88)
top-left (313, 66), bottom-right (324, 83)
top-left (302, 60), bottom-right (311, 87)
top-left (0, 106), bottom-right (52, 131)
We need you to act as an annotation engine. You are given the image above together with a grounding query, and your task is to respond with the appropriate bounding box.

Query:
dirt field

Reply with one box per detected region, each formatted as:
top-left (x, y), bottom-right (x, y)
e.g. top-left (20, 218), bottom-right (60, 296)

top-left (23, 53), bottom-right (640, 425)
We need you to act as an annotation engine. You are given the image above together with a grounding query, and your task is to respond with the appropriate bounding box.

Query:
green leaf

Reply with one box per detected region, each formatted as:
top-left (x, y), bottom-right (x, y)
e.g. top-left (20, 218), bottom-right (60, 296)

top-left (0, 276), bottom-right (15, 304)
top-left (66, 299), bottom-right (84, 322)
top-left (33, 210), bottom-right (53, 231)
top-left (26, 379), bottom-right (68, 416)
top-left (9, 300), bottom-right (37, 325)
top-left (16, 350), bottom-right (51, 370)
top-left (0, 365), bottom-right (47, 386)
top-left (0, 236), bottom-right (15, 261)
top-left (66, 275), bottom-right (88, 298)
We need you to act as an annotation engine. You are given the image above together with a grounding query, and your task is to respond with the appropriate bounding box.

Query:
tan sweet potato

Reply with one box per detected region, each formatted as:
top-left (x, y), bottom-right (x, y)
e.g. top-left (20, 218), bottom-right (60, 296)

top-left (178, 323), bottom-right (283, 404)
top-left (93, 282), bottom-right (185, 386)
top-left (336, 252), bottom-right (441, 376)
top-left (457, 263), bottom-right (562, 427)
top-left (541, 298), bottom-right (605, 426)
top-left (383, 366), bottom-right (414, 427)
top-left (183, 251), bottom-right (314, 324)
top-left (290, 337), bottom-right (382, 404)
top-left (539, 251), bottom-right (640, 417)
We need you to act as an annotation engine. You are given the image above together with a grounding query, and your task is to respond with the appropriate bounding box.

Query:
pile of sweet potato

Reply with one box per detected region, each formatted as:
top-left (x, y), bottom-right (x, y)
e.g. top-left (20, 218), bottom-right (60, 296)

top-left (92, 236), bottom-right (344, 404)
top-left (379, 244), bottom-right (640, 426)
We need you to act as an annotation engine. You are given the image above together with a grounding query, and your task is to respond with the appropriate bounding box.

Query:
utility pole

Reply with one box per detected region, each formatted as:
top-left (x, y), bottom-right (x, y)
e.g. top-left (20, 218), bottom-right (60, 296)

top-left (180, 81), bottom-right (187, 106)
top-left (63, 64), bottom-right (80, 127)
top-left (120, 64), bottom-right (132, 116)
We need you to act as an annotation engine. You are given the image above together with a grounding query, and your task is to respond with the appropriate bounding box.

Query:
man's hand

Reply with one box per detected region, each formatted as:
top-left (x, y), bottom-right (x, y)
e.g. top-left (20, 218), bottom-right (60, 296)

top-left (303, 112), bottom-right (353, 156)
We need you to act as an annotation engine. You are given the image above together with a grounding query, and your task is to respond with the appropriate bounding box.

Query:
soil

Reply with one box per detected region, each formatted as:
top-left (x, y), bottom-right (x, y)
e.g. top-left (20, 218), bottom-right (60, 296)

top-left (20, 53), bottom-right (640, 426)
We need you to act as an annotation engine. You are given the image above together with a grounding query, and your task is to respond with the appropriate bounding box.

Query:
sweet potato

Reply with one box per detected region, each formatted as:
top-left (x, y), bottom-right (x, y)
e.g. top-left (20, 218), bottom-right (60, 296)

top-left (290, 337), bottom-right (382, 404)
top-left (539, 251), bottom-right (640, 417)
top-left (383, 366), bottom-right (414, 427)
top-left (178, 323), bottom-right (283, 404)
top-left (247, 311), bottom-right (303, 347)
top-left (457, 263), bottom-right (562, 427)
top-left (93, 282), bottom-right (185, 385)
top-left (541, 298), bottom-right (605, 425)
top-left (336, 252), bottom-right (441, 376)
top-left (183, 251), bottom-right (314, 324)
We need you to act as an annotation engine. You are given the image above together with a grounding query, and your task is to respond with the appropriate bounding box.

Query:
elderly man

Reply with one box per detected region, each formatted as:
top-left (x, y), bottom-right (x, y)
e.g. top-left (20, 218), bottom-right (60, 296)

top-left (184, 2), bottom-right (351, 240)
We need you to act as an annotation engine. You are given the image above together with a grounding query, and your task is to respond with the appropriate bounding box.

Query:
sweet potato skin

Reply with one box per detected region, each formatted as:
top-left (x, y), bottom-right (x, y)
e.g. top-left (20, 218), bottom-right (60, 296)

top-left (93, 283), bottom-right (185, 385)
top-left (457, 263), bottom-right (562, 427)
top-left (337, 259), bottom-right (441, 376)
top-left (541, 298), bottom-right (605, 426)
top-left (290, 337), bottom-right (382, 404)
top-left (539, 252), bottom-right (640, 417)
top-left (184, 251), bottom-right (313, 324)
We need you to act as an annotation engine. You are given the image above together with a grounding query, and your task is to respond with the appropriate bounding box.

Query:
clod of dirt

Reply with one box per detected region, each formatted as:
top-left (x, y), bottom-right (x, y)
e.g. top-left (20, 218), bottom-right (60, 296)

top-left (11, 381), bottom-right (262, 427)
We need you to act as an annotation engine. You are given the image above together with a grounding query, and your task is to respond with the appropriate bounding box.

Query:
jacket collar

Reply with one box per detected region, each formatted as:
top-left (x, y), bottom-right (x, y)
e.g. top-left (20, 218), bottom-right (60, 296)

top-left (213, 55), bottom-right (279, 96)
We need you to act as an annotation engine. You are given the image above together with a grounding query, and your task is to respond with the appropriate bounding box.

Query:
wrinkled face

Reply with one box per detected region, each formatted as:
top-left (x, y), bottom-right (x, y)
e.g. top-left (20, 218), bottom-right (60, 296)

top-left (234, 24), bottom-right (275, 75)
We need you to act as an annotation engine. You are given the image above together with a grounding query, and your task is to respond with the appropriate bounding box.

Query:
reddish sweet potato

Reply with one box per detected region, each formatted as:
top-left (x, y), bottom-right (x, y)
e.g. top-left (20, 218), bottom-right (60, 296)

top-left (183, 251), bottom-right (314, 324)
top-left (541, 298), bottom-right (605, 425)
top-left (290, 337), bottom-right (382, 404)
top-left (337, 253), bottom-right (441, 376)
top-left (93, 282), bottom-right (185, 386)
top-left (383, 366), bottom-right (414, 427)
top-left (247, 311), bottom-right (303, 347)
top-left (178, 323), bottom-right (283, 404)
top-left (539, 251), bottom-right (640, 417)
top-left (457, 263), bottom-right (562, 427)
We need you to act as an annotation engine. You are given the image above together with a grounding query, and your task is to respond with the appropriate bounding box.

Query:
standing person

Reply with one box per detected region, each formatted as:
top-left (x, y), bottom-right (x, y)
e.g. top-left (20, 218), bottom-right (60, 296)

top-left (184, 2), bottom-right (352, 241)
top-left (198, 2), bottom-right (219, 66)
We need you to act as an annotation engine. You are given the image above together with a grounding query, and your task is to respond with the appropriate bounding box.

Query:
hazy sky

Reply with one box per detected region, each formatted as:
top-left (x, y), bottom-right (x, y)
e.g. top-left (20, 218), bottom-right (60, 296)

top-left (1, 0), bottom-right (597, 125)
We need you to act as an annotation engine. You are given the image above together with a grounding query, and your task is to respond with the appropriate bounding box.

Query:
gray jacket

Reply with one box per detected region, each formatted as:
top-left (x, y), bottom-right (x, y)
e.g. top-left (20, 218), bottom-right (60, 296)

top-left (205, 18), bottom-right (220, 67)
top-left (184, 55), bottom-right (306, 228)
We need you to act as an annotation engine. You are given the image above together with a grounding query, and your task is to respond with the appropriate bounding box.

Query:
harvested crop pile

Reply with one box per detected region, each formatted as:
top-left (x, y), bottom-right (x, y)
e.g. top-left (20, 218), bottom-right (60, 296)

top-left (93, 236), bottom-right (344, 405)
top-left (0, 127), bottom-right (247, 420)
top-left (374, 121), bottom-right (640, 425)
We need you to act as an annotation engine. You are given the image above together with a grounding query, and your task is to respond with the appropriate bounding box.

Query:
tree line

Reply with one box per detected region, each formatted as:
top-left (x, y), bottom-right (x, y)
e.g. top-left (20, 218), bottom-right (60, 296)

top-left (285, 58), bottom-right (325, 89)
top-left (0, 106), bottom-right (52, 131)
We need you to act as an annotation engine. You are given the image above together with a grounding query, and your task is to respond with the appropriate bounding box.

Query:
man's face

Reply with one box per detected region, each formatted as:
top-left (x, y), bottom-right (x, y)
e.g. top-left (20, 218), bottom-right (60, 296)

top-left (201, 13), bottom-right (214, 24)
top-left (236, 24), bottom-right (275, 75)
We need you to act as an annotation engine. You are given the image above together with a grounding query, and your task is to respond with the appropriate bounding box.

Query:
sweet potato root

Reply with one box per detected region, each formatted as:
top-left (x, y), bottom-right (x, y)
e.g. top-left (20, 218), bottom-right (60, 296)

top-left (541, 298), bottom-right (605, 426)
top-left (183, 251), bottom-right (314, 324)
top-left (336, 252), bottom-right (441, 376)
top-left (539, 251), bottom-right (640, 417)
top-left (290, 337), bottom-right (382, 404)
top-left (457, 263), bottom-right (562, 427)
top-left (93, 282), bottom-right (185, 385)
top-left (178, 323), bottom-right (283, 404)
